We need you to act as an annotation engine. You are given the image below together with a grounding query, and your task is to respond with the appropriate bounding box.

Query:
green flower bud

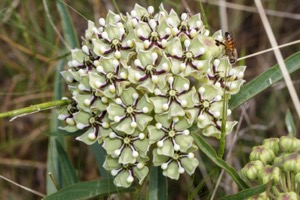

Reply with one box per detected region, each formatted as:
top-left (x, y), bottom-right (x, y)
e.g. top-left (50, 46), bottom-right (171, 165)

top-left (263, 138), bottom-right (280, 155)
top-left (250, 146), bottom-right (275, 164)
top-left (279, 136), bottom-right (300, 153)
top-left (295, 172), bottom-right (300, 184)
top-left (247, 192), bottom-right (270, 200)
top-left (278, 192), bottom-right (299, 200)
top-left (257, 165), bottom-right (280, 184)
top-left (241, 160), bottom-right (264, 181)
top-left (281, 153), bottom-right (300, 173)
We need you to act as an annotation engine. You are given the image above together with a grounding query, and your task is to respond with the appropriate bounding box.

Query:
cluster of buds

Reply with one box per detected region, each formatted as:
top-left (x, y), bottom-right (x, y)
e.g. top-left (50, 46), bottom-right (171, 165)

top-left (241, 136), bottom-right (300, 200)
top-left (58, 4), bottom-right (246, 187)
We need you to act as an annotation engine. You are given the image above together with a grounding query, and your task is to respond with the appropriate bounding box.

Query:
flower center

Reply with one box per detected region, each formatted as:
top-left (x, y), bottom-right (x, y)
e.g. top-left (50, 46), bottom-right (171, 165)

top-left (89, 117), bottom-right (96, 124)
top-left (146, 64), bottom-right (154, 72)
top-left (123, 137), bottom-right (131, 144)
top-left (169, 89), bottom-right (177, 97)
top-left (111, 39), bottom-right (121, 50)
top-left (179, 21), bottom-right (188, 31)
top-left (168, 130), bottom-right (176, 137)
top-left (183, 51), bottom-right (194, 63)
top-left (126, 106), bottom-right (134, 114)
top-left (150, 31), bottom-right (159, 41)
top-left (203, 100), bottom-right (210, 108)
top-left (173, 153), bottom-right (180, 160)
top-left (106, 72), bottom-right (114, 80)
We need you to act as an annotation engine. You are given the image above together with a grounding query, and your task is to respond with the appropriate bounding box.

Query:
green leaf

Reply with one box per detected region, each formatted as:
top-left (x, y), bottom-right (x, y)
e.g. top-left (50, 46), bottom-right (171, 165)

top-left (91, 143), bottom-right (111, 178)
top-left (192, 132), bottom-right (249, 190)
top-left (56, 0), bottom-right (79, 49)
top-left (219, 182), bottom-right (273, 200)
top-left (47, 60), bottom-right (65, 194)
top-left (285, 109), bottom-right (296, 137)
top-left (229, 51), bottom-right (300, 110)
top-left (43, 178), bottom-right (135, 200)
top-left (147, 167), bottom-right (168, 200)
top-left (55, 140), bottom-right (79, 186)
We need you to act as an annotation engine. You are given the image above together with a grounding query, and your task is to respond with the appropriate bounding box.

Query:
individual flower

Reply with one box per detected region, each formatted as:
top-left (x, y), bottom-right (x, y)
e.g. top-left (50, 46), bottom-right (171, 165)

top-left (89, 58), bottom-right (130, 98)
top-left (150, 75), bottom-right (196, 118)
top-left (127, 50), bottom-right (171, 93)
top-left (134, 18), bottom-right (171, 50)
top-left (73, 111), bottom-right (111, 145)
top-left (186, 83), bottom-right (224, 127)
top-left (166, 37), bottom-right (207, 76)
top-left (58, 100), bottom-right (79, 132)
top-left (92, 13), bottom-right (135, 60)
top-left (153, 145), bottom-right (199, 180)
top-left (166, 11), bottom-right (207, 39)
top-left (107, 87), bottom-right (153, 134)
top-left (103, 129), bottom-right (149, 164)
top-left (103, 155), bottom-right (149, 188)
top-left (206, 58), bottom-right (246, 94)
top-left (148, 114), bottom-right (193, 157)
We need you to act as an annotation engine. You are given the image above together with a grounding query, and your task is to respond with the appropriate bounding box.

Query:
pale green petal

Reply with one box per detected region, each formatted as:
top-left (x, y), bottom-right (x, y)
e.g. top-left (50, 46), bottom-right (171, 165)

top-left (148, 125), bottom-right (165, 144)
top-left (157, 139), bottom-right (174, 157)
top-left (175, 135), bottom-right (193, 152)
top-left (168, 102), bottom-right (185, 118)
top-left (119, 147), bottom-right (136, 164)
top-left (107, 103), bottom-right (125, 121)
top-left (136, 114), bottom-right (153, 131)
top-left (103, 137), bottom-right (122, 155)
top-left (163, 161), bottom-right (180, 180)
top-left (115, 117), bottom-right (135, 135)
top-left (181, 157), bottom-right (199, 175)
top-left (153, 149), bottom-right (168, 166)
top-left (103, 156), bottom-right (121, 170)
top-left (134, 165), bottom-right (149, 185)
top-left (114, 170), bottom-right (132, 188)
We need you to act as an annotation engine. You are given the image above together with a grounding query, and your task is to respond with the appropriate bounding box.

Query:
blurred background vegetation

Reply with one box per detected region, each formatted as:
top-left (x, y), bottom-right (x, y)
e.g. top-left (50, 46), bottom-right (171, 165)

top-left (0, 0), bottom-right (299, 199)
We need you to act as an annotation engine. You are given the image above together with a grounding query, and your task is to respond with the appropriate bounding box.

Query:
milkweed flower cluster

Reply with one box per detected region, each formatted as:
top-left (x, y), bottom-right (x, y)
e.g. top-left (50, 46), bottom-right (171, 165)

top-left (58, 4), bottom-right (246, 188)
top-left (241, 136), bottom-right (300, 200)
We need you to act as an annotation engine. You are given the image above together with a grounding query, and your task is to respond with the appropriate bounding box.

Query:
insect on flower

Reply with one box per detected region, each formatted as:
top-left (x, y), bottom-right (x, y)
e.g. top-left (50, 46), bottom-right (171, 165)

top-left (216, 32), bottom-right (238, 64)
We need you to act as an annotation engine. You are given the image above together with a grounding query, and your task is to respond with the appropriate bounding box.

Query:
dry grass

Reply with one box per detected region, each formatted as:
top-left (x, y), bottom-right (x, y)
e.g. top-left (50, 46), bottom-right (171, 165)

top-left (0, 0), bottom-right (300, 199)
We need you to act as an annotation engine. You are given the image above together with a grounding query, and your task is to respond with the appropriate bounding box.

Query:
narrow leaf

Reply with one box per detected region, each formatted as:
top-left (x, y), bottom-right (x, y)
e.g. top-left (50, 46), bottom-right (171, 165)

top-left (229, 51), bottom-right (300, 110)
top-left (219, 182), bottom-right (273, 200)
top-left (148, 167), bottom-right (168, 200)
top-left (285, 109), bottom-right (296, 137)
top-left (56, 0), bottom-right (79, 48)
top-left (43, 178), bottom-right (135, 200)
top-left (192, 132), bottom-right (249, 190)
top-left (47, 60), bottom-right (65, 194)
top-left (55, 140), bottom-right (80, 186)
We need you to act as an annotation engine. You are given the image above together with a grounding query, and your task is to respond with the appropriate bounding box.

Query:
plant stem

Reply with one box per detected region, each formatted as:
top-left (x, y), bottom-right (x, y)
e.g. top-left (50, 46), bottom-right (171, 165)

top-left (0, 99), bottom-right (71, 120)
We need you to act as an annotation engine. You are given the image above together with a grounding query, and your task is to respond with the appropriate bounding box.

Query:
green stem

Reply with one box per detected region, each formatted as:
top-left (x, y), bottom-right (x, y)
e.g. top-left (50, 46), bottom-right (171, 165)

top-left (0, 99), bottom-right (70, 119)
top-left (198, 0), bottom-right (209, 30)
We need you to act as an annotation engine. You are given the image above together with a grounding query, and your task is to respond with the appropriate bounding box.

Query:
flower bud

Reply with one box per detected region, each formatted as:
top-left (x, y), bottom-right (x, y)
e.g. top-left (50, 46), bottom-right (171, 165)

top-left (257, 165), bottom-right (280, 184)
top-left (263, 138), bottom-right (280, 155)
top-left (249, 146), bottom-right (275, 164)
top-left (278, 192), bottom-right (299, 200)
top-left (240, 160), bottom-right (264, 181)
top-left (279, 136), bottom-right (300, 153)
top-left (281, 153), bottom-right (300, 173)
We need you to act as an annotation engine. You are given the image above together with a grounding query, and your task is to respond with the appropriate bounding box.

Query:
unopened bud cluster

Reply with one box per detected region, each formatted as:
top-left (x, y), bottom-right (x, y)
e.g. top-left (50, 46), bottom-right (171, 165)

top-left (241, 136), bottom-right (300, 200)
top-left (59, 4), bottom-right (245, 187)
